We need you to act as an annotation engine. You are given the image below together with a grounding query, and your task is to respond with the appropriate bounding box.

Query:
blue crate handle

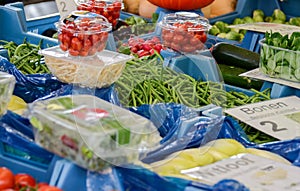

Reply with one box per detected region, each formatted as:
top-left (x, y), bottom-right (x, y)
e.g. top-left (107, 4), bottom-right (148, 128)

top-left (162, 50), bottom-right (223, 82)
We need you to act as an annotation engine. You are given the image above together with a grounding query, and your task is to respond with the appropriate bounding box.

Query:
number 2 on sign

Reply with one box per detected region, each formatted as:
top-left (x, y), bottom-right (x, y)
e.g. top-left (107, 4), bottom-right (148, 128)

top-left (55, 0), bottom-right (77, 18)
top-left (259, 121), bottom-right (288, 132)
top-left (60, 1), bottom-right (67, 12)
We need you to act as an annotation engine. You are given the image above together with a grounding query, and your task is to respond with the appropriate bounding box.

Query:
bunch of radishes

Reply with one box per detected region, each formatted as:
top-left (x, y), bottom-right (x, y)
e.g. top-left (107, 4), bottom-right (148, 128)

top-left (122, 36), bottom-right (165, 58)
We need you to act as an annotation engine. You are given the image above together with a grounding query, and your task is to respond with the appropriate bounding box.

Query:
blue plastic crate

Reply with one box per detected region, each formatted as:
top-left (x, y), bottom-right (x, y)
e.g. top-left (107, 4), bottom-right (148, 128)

top-left (260, 81), bottom-right (300, 99)
top-left (162, 50), bottom-right (222, 82)
top-left (209, 0), bottom-right (280, 24)
top-left (5, 2), bottom-right (60, 35)
top-left (49, 159), bottom-right (87, 191)
top-left (0, 4), bottom-right (58, 49)
top-left (50, 159), bottom-right (126, 191)
top-left (278, 0), bottom-right (300, 18)
top-left (239, 30), bottom-right (265, 53)
top-left (0, 142), bottom-right (60, 183)
top-left (0, 120), bottom-right (61, 183)
top-left (208, 0), bottom-right (300, 53)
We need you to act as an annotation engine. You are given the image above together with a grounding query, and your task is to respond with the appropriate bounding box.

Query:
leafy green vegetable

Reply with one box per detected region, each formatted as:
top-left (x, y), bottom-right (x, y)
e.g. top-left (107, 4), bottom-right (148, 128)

top-left (225, 31), bottom-right (242, 41)
top-left (253, 9), bottom-right (265, 18)
top-left (209, 25), bottom-right (221, 36)
top-left (209, 9), bottom-right (300, 43)
top-left (260, 31), bottom-right (300, 82)
top-left (253, 15), bottom-right (264, 22)
top-left (243, 16), bottom-right (254, 23)
top-left (272, 9), bottom-right (286, 22)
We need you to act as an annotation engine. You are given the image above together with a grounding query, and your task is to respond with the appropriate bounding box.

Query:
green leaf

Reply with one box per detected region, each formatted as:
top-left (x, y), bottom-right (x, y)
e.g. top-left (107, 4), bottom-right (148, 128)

top-left (267, 59), bottom-right (276, 70)
top-left (294, 68), bottom-right (300, 80)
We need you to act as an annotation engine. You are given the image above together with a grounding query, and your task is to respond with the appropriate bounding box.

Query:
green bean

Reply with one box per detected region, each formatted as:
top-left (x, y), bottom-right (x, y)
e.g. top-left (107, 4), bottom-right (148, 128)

top-left (250, 88), bottom-right (271, 100)
top-left (0, 38), bottom-right (49, 74)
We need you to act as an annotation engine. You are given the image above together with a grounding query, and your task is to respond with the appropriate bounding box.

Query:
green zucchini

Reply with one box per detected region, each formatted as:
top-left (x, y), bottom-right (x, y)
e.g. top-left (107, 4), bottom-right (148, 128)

top-left (212, 43), bottom-right (260, 70)
top-left (218, 64), bottom-right (263, 90)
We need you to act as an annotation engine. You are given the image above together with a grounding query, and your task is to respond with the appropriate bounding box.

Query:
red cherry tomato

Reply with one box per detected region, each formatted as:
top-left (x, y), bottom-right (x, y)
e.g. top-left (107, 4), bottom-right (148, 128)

top-left (189, 37), bottom-right (200, 46)
top-left (182, 45), bottom-right (196, 53)
top-left (14, 173), bottom-right (36, 189)
top-left (68, 49), bottom-right (80, 56)
top-left (71, 37), bottom-right (83, 51)
top-left (0, 167), bottom-right (14, 189)
top-left (37, 182), bottom-right (50, 188)
top-left (172, 35), bottom-right (185, 45)
top-left (162, 32), bottom-right (174, 42)
top-left (37, 185), bottom-right (63, 191)
top-left (194, 33), bottom-right (207, 43)
top-left (112, 1), bottom-right (122, 9)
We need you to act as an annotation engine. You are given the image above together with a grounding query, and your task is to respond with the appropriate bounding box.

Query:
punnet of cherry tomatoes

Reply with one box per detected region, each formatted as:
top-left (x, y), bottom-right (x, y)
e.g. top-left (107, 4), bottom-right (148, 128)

top-left (77, 0), bottom-right (122, 28)
top-left (158, 12), bottom-right (211, 53)
top-left (57, 10), bottom-right (112, 57)
top-left (117, 36), bottom-right (165, 58)
top-left (0, 167), bottom-right (62, 191)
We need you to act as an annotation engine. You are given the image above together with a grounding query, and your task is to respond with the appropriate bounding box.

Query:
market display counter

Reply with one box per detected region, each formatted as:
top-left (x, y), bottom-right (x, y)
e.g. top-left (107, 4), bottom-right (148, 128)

top-left (1, 0), bottom-right (300, 190)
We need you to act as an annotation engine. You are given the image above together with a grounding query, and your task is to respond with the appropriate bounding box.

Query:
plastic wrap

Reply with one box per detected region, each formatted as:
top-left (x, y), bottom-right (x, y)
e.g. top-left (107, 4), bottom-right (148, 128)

top-left (37, 84), bottom-right (121, 106)
top-left (128, 103), bottom-right (199, 140)
top-left (28, 95), bottom-right (161, 171)
top-left (141, 115), bottom-right (225, 163)
top-left (0, 56), bottom-right (65, 103)
top-left (86, 164), bottom-right (250, 191)
top-left (254, 139), bottom-right (300, 167)
top-left (86, 168), bottom-right (124, 191)
top-left (0, 71), bottom-right (15, 116)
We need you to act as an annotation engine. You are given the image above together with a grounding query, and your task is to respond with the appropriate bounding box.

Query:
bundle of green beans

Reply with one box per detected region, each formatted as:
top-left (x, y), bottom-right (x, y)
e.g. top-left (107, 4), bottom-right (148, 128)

top-left (115, 54), bottom-right (276, 143)
top-left (0, 39), bottom-right (50, 74)
top-left (115, 55), bottom-right (271, 109)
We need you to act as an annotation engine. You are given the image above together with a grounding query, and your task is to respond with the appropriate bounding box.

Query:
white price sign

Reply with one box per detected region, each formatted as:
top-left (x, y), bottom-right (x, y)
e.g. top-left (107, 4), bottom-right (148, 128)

top-left (225, 96), bottom-right (300, 140)
top-left (55, 0), bottom-right (77, 18)
top-left (182, 153), bottom-right (300, 191)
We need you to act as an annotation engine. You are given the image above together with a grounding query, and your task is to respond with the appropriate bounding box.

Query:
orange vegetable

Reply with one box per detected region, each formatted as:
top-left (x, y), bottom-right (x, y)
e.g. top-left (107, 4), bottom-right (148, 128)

top-left (147, 0), bottom-right (214, 11)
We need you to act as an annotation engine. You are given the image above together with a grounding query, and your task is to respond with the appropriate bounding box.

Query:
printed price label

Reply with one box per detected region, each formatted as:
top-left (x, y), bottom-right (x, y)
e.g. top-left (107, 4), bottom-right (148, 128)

top-left (55, 0), bottom-right (77, 18)
top-left (182, 153), bottom-right (300, 191)
top-left (224, 96), bottom-right (300, 140)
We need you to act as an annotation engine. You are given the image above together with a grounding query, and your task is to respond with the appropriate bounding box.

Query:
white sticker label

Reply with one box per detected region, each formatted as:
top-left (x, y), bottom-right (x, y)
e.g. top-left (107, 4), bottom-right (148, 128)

top-left (224, 96), bottom-right (300, 140)
top-left (55, 0), bottom-right (77, 18)
top-left (182, 153), bottom-right (300, 191)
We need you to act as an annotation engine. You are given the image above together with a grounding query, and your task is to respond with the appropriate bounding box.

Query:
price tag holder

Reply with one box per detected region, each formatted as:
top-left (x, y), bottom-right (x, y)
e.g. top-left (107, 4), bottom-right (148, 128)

top-left (55, 0), bottom-right (78, 18)
top-left (224, 96), bottom-right (300, 140)
top-left (239, 68), bottom-right (300, 90)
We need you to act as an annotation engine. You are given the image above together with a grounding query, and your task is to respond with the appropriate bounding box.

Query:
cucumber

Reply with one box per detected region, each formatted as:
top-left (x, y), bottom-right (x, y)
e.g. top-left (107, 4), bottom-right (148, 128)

top-left (212, 43), bottom-right (260, 70)
top-left (218, 64), bottom-right (263, 90)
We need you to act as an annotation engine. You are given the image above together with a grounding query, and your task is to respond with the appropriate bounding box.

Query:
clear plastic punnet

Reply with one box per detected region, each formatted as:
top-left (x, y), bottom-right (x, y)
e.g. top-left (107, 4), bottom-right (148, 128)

top-left (40, 46), bottom-right (132, 88)
top-left (56, 11), bottom-right (112, 57)
top-left (76, 0), bottom-right (122, 28)
top-left (259, 38), bottom-right (300, 82)
top-left (28, 94), bottom-right (161, 171)
top-left (0, 71), bottom-right (16, 116)
top-left (158, 12), bottom-right (211, 53)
